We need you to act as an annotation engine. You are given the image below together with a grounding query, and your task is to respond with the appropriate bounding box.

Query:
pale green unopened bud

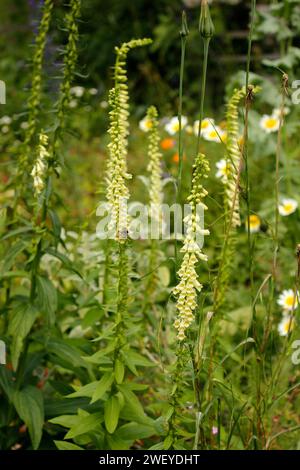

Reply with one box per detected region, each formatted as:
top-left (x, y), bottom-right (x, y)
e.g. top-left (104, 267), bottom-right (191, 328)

top-left (180, 11), bottom-right (189, 38)
top-left (199, 0), bottom-right (214, 39)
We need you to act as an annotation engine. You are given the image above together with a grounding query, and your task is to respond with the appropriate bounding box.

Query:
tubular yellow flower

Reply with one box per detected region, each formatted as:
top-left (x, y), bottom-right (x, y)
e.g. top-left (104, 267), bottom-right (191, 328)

top-left (106, 39), bottom-right (152, 242)
top-left (173, 153), bottom-right (210, 341)
top-left (31, 133), bottom-right (49, 197)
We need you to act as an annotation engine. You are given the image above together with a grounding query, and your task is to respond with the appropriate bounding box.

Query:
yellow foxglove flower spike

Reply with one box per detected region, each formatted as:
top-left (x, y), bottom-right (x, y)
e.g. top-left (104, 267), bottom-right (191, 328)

top-left (146, 106), bottom-right (164, 226)
top-left (106, 39), bottom-right (152, 242)
top-left (173, 153), bottom-right (210, 341)
top-left (31, 133), bottom-right (49, 198)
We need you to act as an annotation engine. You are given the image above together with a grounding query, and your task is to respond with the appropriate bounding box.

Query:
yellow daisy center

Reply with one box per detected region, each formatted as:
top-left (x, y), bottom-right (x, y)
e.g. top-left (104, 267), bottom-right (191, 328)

top-left (283, 319), bottom-right (294, 334)
top-left (285, 295), bottom-right (295, 307)
top-left (265, 118), bottom-right (277, 129)
top-left (221, 164), bottom-right (230, 176)
top-left (249, 215), bottom-right (260, 229)
top-left (283, 203), bottom-right (293, 213)
top-left (208, 130), bottom-right (218, 138)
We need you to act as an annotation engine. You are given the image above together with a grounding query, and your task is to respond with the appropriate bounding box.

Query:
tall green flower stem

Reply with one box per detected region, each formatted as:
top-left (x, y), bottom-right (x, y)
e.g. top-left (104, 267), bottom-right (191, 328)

top-left (196, 0), bottom-right (214, 154)
top-left (273, 73), bottom-right (288, 279)
top-left (143, 106), bottom-right (163, 318)
top-left (167, 342), bottom-right (189, 447)
top-left (174, 12), bottom-right (188, 269)
top-left (15, 0), bottom-right (53, 207)
top-left (244, 0), bottom-right (256, 303)
top-left (170, 0), bottom-right (214, 449)
top-left (50, 0), bottom-right (81, 167)
top-left (177, 11), bottom-right (189, 195)
top-left (243, 0), bottom-right (269, 447)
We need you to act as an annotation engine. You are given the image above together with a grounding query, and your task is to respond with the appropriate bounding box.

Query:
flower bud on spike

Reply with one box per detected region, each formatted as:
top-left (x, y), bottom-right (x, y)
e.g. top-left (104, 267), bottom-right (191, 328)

top-left (180, 11), bottom-right (189, 38)
top-left (199, 0), bottom-right (214, 39)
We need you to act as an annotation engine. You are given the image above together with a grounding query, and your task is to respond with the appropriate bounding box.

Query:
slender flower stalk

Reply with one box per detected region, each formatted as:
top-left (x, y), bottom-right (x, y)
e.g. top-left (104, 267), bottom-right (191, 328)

top-left (177, 11), bottom-right (189, 194)
top-left (18, 0), bottom-right (53, 175)
top-left (51, 0), bottom-right (81, 166)
top-left (273, 72), bottom-right (289, 279)
top-left (244, 0), bottom-right (257, 301)
top-left (196, 0), bottom-right (214, 153)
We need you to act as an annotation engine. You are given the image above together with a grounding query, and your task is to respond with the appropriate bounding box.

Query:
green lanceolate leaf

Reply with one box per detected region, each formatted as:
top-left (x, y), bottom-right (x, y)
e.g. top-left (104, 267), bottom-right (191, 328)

top-left (54, 440), bottom-right (83, 450)
top-left (0, 367), bottom-right (14, 400)
top-left (45, 337), bottom-right (88, 369)
top-left (65, 411), bottom-right (103, 439)
top-left (13, 386), bottom-right (44, 449)
top-left (114, 358), bottom-right (125, 384)
top-left (104, 395), bottom-right (121, 434)
top-left (44, 248), bottom-right (83, 278)
top-left (67, 381), bottom-right (99, 398)
top-left (91, 372), bottom-right (114, 404)
top-left (36, 275), bottom-right (58, 326)
top-left (0, 240), bottom-right (27, 277)
top-left (8, 302), bottom-right (38, 370)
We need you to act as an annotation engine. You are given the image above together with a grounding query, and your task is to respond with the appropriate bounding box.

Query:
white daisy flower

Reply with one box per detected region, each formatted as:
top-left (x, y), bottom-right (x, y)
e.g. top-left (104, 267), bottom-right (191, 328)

top-left (70, 86), bottom-right (85, 97)
top-left (69, 99), bottom-right (78, 108)
top-left (0, 116), bottom-right (12, 125)
top-left (193, 118), bottom-right (214, 136)
top-left (246, 215), bottom-right (261, 233)
top-left (278, 198), bottom-right (298, 216)
top-left (277, 289), bottom-right (298, 312)
top-left (165, 116), bottom-right (188, 135)
top-left (203, 126), bottom-right (223, 143)
top-left (278, 315), bottom-right (295, 336)
top-left (272, 107), bottom-right (290, 118)
top-left (100, 100), bottom-right (108, 109)
top-left (139, 116), bottom-right (153, 132)
top-left (1, 125), bottom-right (9, 134)
top-left (88, 88), bottom-right (98, 95)
top-left (185, 125), bottom-right (193, 135)
top-left (21, 121), bottom-right (29, 129)
top-left (216, 159), bottom-right (230, 181)
top-left (259, 114), bottom-right (280, 133)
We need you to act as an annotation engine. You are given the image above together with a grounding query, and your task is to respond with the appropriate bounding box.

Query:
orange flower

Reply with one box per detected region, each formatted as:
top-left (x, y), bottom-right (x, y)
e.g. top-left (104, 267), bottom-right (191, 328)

top-left (172, 153), bottom-right (186, 163)
top-left (160, 138), bottom-right (176, 150)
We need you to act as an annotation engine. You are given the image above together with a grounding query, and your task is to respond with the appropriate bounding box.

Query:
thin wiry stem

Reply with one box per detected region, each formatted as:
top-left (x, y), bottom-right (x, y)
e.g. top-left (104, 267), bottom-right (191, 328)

top-left (273, 73), bottom-right (288, 280)
top-left (245, 0), bottom-right (257, 305)
top-left (175, 12), bottom-right (188, 268)
top-left (177, 12), bottom-right (188, 194)
top-left (196, 38), bottom-right (210, 154)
